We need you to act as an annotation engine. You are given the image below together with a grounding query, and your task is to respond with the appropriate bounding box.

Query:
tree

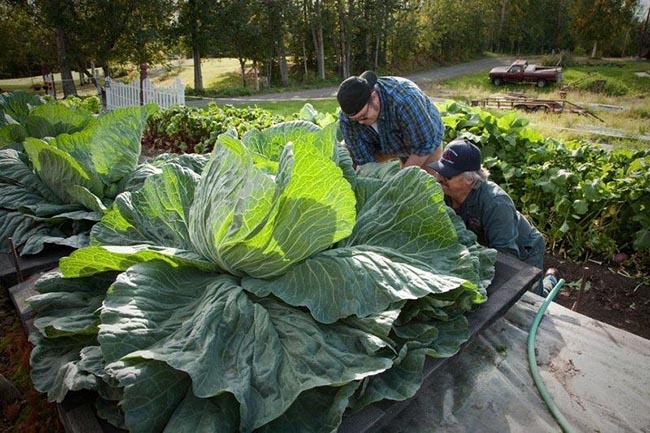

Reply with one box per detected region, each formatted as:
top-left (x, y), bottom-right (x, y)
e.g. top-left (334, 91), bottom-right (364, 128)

top-left (110, 0), bottom-right (176, 67)
top-left (335, 0), bottom-right (354, 78)
top-left (255, 0), bottom-right (300, 87)
top-left (0, 1), bottom-right (55, 78)
top-left (639, 4), bottom-right (650, 57)
top-left (418, 0), bottom-right (488, 62)
top-left (177, 0), bottom-right (221, 91)
top-left (211, 0), bottom-right (265, 88)
top-left (571, 0), bottom-right (640, 57)
top-left (301, 0), bottom-right (326, 79)
top-left (36, 0), bottom-right (79, 97)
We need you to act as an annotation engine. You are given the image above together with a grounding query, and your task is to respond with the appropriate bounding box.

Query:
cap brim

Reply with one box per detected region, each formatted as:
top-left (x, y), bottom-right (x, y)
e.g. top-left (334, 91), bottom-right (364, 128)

top-left (427, 160), bottom-right (463, 178)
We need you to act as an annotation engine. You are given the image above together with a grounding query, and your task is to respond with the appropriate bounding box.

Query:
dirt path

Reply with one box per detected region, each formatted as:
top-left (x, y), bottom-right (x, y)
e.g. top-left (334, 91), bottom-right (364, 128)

top-left (186, 57), bottom-right (515, 107)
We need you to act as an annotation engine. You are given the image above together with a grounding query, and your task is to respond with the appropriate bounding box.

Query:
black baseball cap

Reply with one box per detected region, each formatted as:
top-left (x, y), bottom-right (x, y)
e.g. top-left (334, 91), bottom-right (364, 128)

top-left (336, 71), bottom-right (378, 116)
top-left (428, 139), bottom-right (482, 178)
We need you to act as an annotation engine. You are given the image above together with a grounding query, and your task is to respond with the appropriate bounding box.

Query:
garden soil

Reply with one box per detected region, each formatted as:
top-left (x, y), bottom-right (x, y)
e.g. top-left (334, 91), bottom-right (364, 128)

top-left (0, 281), bottom-right (64, 433)
top-left (546, 253), bottom-right (650, 340)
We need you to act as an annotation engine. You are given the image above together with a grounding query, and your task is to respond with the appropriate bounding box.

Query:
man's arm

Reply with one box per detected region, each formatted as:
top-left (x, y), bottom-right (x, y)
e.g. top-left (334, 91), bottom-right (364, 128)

top-left (403, 146), bottom-right (442, 169)
top-left (395, 92), bottom-right (444, 169)
top-left (483, 199), bottom-right (521, 258)
top-left (339, 114), bottom-right (376, 165)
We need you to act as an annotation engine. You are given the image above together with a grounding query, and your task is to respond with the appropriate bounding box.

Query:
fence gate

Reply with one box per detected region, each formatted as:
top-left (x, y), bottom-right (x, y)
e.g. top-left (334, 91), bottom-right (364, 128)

top-left (105, 77), bottom-right (185, 110)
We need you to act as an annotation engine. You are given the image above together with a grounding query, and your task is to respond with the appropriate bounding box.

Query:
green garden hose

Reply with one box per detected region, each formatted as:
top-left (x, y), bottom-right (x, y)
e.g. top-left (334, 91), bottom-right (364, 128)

top-left (526, 278), bottom-right (577, 433)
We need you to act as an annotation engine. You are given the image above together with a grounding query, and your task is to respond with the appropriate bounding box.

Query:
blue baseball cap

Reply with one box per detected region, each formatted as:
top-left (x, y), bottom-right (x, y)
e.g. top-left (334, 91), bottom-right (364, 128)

top-left (428, 139), bottom-right (482, 178)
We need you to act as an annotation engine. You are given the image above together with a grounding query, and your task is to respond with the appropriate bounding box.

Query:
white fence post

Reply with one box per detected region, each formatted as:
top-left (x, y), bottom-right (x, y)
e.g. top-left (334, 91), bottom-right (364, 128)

top-left (104, 76), bottom-right (185, 111)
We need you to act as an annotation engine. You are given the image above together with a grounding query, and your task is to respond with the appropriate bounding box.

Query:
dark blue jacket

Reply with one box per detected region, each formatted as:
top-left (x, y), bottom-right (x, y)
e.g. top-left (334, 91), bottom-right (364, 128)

top-left (447, 181), bottom-right (545, 270)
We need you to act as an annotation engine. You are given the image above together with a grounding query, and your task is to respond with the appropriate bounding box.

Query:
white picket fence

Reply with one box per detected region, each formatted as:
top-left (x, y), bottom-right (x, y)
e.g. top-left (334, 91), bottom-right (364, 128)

top-left (105, 77), bottom-right (185, 110)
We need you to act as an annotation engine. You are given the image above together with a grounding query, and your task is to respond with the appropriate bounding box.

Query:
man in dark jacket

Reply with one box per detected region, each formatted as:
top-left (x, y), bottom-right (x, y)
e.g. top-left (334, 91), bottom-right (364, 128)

top-left (336, 70), bottom-right (444, 169)
top-left (428, 138), bottom-right (556, 295)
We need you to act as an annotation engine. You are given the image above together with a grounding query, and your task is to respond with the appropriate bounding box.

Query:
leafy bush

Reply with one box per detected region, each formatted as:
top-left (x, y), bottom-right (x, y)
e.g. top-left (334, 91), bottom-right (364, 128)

top-left (141, 103), bottom-right (284, 154)
top-left (576, 76), bottom-right (629, 96)
top-left (629, 107), bottom-right (650, 119)
top-left (108, 64), bottom-right (133, 79)
top-left (440, 101), bottom-right (650, 269)
top-left (540, 51), bottom-right (576, 67)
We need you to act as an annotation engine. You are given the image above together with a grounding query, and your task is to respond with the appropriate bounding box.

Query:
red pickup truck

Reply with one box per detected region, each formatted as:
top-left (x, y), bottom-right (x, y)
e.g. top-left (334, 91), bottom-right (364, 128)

top-left (489, 60), bottom-right (563, 88)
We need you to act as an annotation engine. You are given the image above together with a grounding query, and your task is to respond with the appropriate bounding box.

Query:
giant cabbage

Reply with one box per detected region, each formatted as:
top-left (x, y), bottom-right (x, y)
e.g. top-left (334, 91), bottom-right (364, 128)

top-left (0, 105), bottom-right (157, 255)
top-left (29, 120), bottom-right (496, 432)
top-left (0, 90), bottom-right (94, 150)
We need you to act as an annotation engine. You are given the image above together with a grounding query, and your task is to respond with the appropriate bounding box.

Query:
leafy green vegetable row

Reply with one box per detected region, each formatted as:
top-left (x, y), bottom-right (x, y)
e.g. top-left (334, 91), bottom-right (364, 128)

top-left (141, 103), bottom-right (286, 154)
top-left (440, 101), bottom-right (650, 270)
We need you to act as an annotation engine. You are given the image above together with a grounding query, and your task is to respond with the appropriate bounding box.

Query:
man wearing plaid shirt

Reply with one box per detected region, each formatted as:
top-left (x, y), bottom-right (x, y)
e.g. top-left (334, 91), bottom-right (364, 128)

top-left (336, 70), bottom-right (444, 170)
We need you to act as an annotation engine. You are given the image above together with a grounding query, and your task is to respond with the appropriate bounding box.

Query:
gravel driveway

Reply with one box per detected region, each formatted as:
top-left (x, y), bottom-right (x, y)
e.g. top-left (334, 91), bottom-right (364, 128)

top-left (186, 57), bottom-right (514, 107)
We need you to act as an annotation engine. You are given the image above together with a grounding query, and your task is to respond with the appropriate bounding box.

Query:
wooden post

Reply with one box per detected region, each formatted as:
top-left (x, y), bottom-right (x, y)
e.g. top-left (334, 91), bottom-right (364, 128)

top-left (139, 63), bottom-right (148, 106)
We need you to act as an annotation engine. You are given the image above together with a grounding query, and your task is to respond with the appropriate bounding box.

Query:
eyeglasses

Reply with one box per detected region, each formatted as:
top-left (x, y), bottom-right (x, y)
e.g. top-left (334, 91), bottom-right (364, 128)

top-left (436, 172), bottom-right (456, 182)
top-left (348, 92), bottom-right (376, 123)
top-left (349, 104), bottom-right (370, 122)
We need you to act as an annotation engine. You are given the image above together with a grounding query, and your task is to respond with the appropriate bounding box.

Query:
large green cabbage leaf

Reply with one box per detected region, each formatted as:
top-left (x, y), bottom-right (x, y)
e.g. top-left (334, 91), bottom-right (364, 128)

top-left (0, 90), bottom-right (44, 126)
top-left (189, 123), bottom-right (356, 278)
top-left (0, 105), bottom-right (157, 254)
top-left (29, 120), bottom-right (496, 433)
top-left (0, 93), bottom-right (93, 149)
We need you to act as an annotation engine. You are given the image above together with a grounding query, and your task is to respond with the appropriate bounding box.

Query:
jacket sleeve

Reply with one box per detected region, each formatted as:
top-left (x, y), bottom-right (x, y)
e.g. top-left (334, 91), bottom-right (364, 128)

top-left (481, 196), bottom-right (521, 258)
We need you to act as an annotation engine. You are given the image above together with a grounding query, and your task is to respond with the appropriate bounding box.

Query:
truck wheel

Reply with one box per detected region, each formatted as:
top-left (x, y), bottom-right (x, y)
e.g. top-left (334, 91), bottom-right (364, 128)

top-left (492, 77), bottom-right (503, 86)
top-left (536, 79), bottom-right (547, 88)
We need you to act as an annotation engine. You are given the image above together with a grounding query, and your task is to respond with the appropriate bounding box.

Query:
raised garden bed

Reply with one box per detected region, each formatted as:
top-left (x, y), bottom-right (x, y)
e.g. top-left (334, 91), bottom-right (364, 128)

top-left (6, 252), bottom-right (539, 433)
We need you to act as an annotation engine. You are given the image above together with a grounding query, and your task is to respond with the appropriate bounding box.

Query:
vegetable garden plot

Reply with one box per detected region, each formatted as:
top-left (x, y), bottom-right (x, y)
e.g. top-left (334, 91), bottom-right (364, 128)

top-left (24, 121), bottom-right (501, 433)
top-left (7, 253), bottom-right (535, 433)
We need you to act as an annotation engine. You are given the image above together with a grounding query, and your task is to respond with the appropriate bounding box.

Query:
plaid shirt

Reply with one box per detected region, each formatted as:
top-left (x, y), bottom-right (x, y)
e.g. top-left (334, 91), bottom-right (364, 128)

top-left (338, 76), bottom-right (444, 165)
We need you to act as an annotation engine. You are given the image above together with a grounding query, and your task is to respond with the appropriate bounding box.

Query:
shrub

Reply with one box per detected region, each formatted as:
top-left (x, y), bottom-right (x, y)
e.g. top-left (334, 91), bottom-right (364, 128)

top-left (540, 51), bottom-right (577, 67)
top-left (440, 101), bottom-right (650, 271)
top-left (576, 76), bottom-right (629, 96)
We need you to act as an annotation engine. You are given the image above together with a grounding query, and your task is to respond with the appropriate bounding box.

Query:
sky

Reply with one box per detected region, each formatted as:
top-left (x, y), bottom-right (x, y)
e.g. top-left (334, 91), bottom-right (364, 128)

top-left (641, 0), bottom-right (650, 17)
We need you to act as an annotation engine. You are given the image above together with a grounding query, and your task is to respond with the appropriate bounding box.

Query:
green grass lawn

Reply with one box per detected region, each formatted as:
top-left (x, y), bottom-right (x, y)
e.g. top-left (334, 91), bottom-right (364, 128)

top-left (0, 58), bottom-right (245, 96)
top-left (436, 58), bottom-right (650, 150)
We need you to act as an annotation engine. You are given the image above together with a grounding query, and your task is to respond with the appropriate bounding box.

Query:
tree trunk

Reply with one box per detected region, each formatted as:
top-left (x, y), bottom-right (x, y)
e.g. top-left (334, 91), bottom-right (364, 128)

top-left (238, 57), bottom-right (247, 87)
top-left (253, 60), bottom-right (260, 91)
top-left (639, 6), bottom-right (650, 57)
top-left (336, 0), bottom-right (351, 78)
top-left (278, 38), bottom-right (289, 87)
top-left (192, 45), bottom-right (203, 91)
top-left (315, 0), bottom-right (325, 80)
top-left (497, 0), bottom-right (509, 52)
top-left (591, 40), bottom-right (598, 58)
top-left (189, 0), bottom-right (204, 93)
top-left (55, 27), bottom-right (77, 98)
top-left (374, 31), bottom-right (380, 69)
top-left (303, 41), bottom-right (309, 77)
top-left (316, 25), bottom-right (325, 79)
